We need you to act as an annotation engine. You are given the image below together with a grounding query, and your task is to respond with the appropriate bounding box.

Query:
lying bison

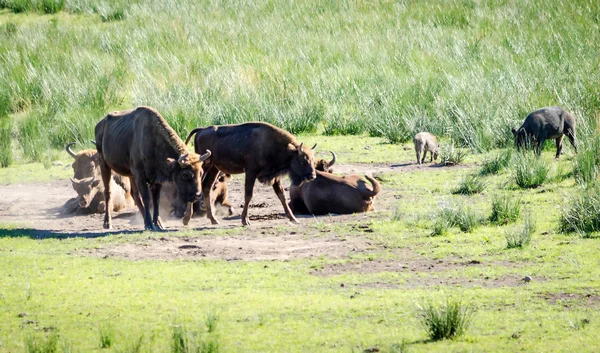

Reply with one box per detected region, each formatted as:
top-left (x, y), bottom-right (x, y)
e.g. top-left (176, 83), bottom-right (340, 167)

top-left (95, 106), bottom-right (211, 231)
top-left (512, 106), bottom-right (577, 158)
top-left (63, 142), bottom-right (133, 214)
top-left (65, 142), bottom-right (98, 179)
top-left (289, 153), bottom-right (381, 215)
top-left (65, 174), bottom-right (133, 214)
top-left (413, 132), bottom-right (439, 165)
top-left (185, 122), bottom-right (316, 226)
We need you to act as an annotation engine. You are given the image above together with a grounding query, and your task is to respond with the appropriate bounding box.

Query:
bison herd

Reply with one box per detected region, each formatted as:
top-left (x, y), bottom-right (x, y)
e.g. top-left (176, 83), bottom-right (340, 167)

top-left (62, 105), bottom-right (577, 231)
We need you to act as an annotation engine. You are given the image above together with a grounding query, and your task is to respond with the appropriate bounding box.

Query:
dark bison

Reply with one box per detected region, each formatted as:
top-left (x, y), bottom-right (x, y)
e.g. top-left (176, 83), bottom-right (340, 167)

top-left (185, 122), bottom-right (316, 226)
top-left (95, 107), bottom-right (211, 231)
top-left (512, 106), bottom-right (577, 158)
top-left (289, 154), bottom-right (381, 215)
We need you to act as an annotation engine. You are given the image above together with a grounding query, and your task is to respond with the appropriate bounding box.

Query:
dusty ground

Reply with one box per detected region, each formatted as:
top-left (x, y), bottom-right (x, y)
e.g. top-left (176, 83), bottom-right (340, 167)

top-left (0, 162), bottom-right (458, 261)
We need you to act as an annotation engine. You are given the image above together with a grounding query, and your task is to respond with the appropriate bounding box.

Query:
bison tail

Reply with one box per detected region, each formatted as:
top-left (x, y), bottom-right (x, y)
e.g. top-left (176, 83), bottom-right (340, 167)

top-left (185, 128), bottom-right (204, 145)
top-left (363, 174), bottom-right (381, 199)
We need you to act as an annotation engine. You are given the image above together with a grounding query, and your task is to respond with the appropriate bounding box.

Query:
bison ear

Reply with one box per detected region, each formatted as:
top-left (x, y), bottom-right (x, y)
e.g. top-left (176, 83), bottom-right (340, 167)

top-left (287, 143), bottom-right (298, 153)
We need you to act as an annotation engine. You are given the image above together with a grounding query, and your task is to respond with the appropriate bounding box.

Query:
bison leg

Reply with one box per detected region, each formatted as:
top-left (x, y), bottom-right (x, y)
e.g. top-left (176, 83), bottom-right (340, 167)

top-left (416, 148), bottom-right (421, 165)
top-left (99, 160), bottom-right (113, 229)
top-left (133, 175), bottom-right (154, 231)
top-left (555, 135), bottom-right (564, 159)
top-left (241, 173), bottom-right (257, 226)
top-left (535, 137), bottom-right (545, 156)
top-left (273, 179), bottom-right (299, 224)
top-left (421, 150), bottom-right (427, 164)
top-left (129, 176), bottom-right (145, 215)
top-left (150, 183), bottom-right (165, 230)
top-left (202, 167), bottom-right (220, 225)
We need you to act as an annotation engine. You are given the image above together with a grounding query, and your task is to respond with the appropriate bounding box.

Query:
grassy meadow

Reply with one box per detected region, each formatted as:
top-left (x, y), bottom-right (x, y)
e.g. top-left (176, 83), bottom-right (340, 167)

top-left (2, 0), bottom-right (600, 352)
top-left (1, 0), bottom-right (600, 166)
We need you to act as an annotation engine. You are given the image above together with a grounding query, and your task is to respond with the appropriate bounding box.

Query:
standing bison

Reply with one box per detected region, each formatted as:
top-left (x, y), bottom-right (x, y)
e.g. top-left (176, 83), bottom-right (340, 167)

top-left (185, 122), bottom-right (316, 226)
top-left (289, 153), bottom-right (381, 215)
top-left (95, 106), bottom-right (211, 231)
top-left (512, 106), bottom-right (577, 158)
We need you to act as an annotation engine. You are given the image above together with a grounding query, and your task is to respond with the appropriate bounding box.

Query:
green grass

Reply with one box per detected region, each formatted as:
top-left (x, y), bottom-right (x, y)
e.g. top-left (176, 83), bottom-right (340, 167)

top-left (479, 148), bottom-right (512, 176)
top-left (489, 194), bottom-right (521, 225)
top-left (1, 0), bottom-right (600, 165)
top-left (418, 296), bottom-right (476, 341)
top-left (505, 211), bottom-right (536, 248)
top-left (512, 152), bottom-right (550, 189)
top-left (559, 186), bottom-right (600, 235)
top-left (452, 174), bottom-right (486, 195)
top-left (439, 144), bottom-right (468, 166)
top-left (1, 144), bottom-right (600, 351)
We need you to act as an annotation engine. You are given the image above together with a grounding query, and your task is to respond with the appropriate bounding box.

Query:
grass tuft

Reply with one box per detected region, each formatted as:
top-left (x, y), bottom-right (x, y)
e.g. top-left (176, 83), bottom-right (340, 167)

top-left (560, 187), bottom-right (600, 234)
top-left (506, 211), bottom-right (535, 248)
top-left (435, 204), bottom-right (482, 233)
top-left (479, 149), bottom-right (512, 176)
top-left (418, 295), bottom-right (476, 341)
top-left (490, 194), bottom-right (521, 225)
top-left (41, 0), bottom-right (64, 13)
top-left (512, 152), bottom-right (549, 189)
top-left (439, 144), bottom-right (467, 166)
top-left (99, 323), bottom-right (115, 349)
top-left (573, 135), bottom-right (600, 187)
top-left (452, 174), bottom-right (486, 195)
top-left (26, 333), bottom-right (58, 353)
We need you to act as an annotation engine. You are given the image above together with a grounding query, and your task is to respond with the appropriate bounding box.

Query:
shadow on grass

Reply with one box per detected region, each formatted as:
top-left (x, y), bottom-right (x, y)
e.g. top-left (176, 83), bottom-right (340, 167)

top-left (0, 227), bottom-right (170, 240)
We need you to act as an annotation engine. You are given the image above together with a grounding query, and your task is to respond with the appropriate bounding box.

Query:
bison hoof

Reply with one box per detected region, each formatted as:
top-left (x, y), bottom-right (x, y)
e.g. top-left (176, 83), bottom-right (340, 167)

top-left (210, 219), bottom-right (220, 225)
top-left (290, 218), bottom-right (300, 224)
top-left (103, 221), bottom-right (112, 230)
top-left (242, 219), bottom-right (251, 226)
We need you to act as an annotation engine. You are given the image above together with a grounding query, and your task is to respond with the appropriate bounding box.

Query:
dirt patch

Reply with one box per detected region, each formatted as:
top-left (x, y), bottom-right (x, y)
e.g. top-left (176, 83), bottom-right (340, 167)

top-left (85, 234), bottom-right (369, 261)
top-left (0, 162), bottom-right (457, 234)
top-left (540, 292), bottom-right (600, 307)
top-left (356, 274), bottom-right (529, 289)
top-left (311, 258), bottom-right (523, 276)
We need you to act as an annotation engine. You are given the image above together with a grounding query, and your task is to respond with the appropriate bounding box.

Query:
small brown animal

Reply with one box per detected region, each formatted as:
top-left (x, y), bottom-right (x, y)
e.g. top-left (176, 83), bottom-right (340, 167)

top-left (185, 122), bottom-right (316, 226)
top-left (95, 107), bottom-right (211, 231)
top-left (413, 132), bottom-right (439, 165)
top-left (512, 106), bottom-right (577, 158)
top-left (289, 153), bottom-right (381, 215)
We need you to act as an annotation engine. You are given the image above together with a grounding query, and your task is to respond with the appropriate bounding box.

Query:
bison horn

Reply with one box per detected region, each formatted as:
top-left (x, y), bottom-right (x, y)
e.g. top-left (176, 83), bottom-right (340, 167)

top-left (311, 143), bottom-right (317, 150)
top-left (65, 142), bottom-right (77, 159)
top-left (90, 140), bottom-right (97, 146)
top-left (178, 153), bottom-right (190, 166)
top-left (200, 150), bottom-right (211, 162)
top-left (328, 151), bottom-right (337, 167)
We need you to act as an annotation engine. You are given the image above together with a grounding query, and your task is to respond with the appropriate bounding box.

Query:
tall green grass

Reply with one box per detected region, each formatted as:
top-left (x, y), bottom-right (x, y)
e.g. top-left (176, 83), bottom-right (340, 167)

top-left (512, 152), bottom-right (550, 188)
top-left (573, 135), bottom-right (600, 186)
top-left (418, 296), bottom-right (476, 341)
top-left (1, 0), bottom-right (600, 165)
top-left (560, 187), bottom-right (600, 234)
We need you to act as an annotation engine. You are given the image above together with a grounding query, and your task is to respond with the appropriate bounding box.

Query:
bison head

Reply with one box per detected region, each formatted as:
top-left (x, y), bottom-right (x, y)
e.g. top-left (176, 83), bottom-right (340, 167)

top-left (512, 127), bottom-right (530, 150)
top-left (289, 143), bottom-right (317, 185)
top-left (168, 150), bottom-right (211, 203)
top-left (315, 151), bottom-right (336, 173)
top-left (70, 176), bottom-right (102, 208)
top-left (433, 143), bottom-right (440, 161)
